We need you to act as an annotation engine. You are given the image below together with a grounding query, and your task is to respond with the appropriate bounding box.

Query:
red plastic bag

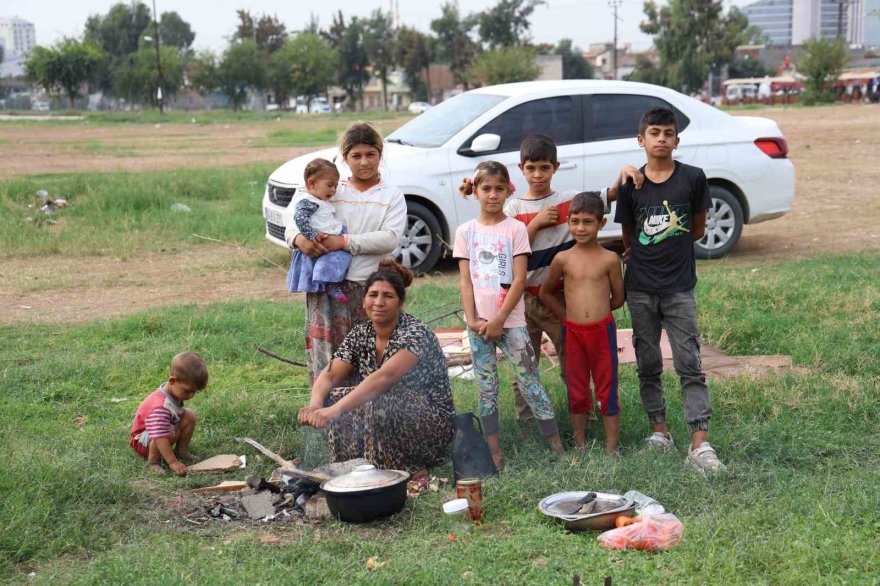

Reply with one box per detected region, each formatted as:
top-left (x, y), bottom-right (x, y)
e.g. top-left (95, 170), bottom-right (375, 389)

top-left (597, 513), bottom-right (684, 552)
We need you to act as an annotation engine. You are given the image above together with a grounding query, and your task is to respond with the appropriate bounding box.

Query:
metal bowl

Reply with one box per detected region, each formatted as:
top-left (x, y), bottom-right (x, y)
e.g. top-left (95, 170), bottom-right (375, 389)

top-left (538, 491), bottom-right (636, 531)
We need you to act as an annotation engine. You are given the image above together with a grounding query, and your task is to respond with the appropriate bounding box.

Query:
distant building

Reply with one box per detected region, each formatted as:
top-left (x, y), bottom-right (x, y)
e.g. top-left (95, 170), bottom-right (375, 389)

top-left (535, 54), bottom-right (563, 81)
top-left (584, 43), bottom-right (657, 80)
top-left (742, 0), bottom-right (873, 45)
top-left (0, 15), bottom-right (36, 57)
top-left (0, 52), bottom-right (25, 78)
top-left (742, 0), bottom-right (794, 44)
top-left (858, 0), bottom-right (880, 47)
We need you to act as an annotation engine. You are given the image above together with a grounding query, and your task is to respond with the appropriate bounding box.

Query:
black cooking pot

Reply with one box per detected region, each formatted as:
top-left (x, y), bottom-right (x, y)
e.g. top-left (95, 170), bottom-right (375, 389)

top-left (320, 465), bottom-right (410, 523)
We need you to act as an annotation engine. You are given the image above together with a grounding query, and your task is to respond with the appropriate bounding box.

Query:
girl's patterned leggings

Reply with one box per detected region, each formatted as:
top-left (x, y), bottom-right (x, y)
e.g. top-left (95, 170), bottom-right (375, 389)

top-left (468, 326), bottom-right (556, 424)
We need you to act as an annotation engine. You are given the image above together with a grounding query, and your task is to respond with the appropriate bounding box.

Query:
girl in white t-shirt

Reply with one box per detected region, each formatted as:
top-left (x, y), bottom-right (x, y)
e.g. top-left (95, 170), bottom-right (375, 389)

top-left (287, 158), bottom-right (351, 302)
top-left (453, 160), bottom-right (564, 470)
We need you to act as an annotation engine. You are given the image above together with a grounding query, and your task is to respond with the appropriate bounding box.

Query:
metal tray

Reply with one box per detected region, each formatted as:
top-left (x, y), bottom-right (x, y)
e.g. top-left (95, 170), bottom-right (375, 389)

top-left (538, 491), bottom-right (636, 531)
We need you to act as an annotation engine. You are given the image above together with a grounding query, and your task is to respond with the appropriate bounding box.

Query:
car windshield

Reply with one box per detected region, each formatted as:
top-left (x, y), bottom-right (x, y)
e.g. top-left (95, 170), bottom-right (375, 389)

top-left (388, 93), bottom-right (506, 148)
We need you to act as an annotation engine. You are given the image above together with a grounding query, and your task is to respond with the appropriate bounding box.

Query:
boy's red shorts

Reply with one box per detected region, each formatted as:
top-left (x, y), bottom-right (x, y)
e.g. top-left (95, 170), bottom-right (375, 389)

top-left (563, 314), bottom-right (620, 416)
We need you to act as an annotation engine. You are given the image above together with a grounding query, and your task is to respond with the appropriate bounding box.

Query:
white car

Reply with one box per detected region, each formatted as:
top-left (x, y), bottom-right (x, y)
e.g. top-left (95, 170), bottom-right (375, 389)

top-left (263, 80), bottom-right (794, 272)
top-left (408, 101), bottom-right (432, 114)
top-left (295, 96), bottom-right (331, 114)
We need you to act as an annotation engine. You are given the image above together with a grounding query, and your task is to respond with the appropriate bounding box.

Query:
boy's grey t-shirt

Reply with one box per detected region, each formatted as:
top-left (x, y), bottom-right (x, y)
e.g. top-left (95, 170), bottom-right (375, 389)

top-left (614, 161), bottom-right (711, 294)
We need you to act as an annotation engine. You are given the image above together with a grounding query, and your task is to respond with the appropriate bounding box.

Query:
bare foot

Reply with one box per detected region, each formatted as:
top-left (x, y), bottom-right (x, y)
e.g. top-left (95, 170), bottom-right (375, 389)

top-left (546, 434), bottom-right (566, 455)
top-left (491, 451), bottom-right (504, 471)
top-left (144, 462), bottom-right (165, 475)
top-left (176, 451), bottom-right (197, 465)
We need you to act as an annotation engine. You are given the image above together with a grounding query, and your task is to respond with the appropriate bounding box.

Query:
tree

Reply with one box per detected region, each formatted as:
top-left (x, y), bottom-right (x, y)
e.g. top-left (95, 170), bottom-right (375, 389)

top-left (84, 2), bottom-right (151, 58)
top-left (270, 33), bottom-right (337, 110)
top-left (800, 37), bottom-right (847, 105)
top-left (325, 11), bottom-right (369, 110)
top-left (288, 33), bottom-right (337, 110)
top-left (396, 26), bottom-right (434, 102)
top-left (475, 0), bottom-right (546, 49)
top-left (431, 3), bottom-right (479, 89)
top-left (233, 10), bottom-right (287, 53)
top-left (218, 40), bottom-right (267, 111)
top-left (84, 2), bottom-right (152, 94)
top-left (159, 11), bottom-right (195, 51)
top-left (727, 56), bottom-right (768, 79)
top-left (555, 38), bottom-right (593, 79)
top-left (637, 0), bottom-right (750, 93)
top-left (111, 45), bottom-right (184, 107)
top-left (26, 39), bottom-right (103, 108)
top-left (189, 50), bottom-right (219, 96)
top-left (364, 9), bottom-right (397, 111)
top-left (467, 46), bottom-right (540, 86)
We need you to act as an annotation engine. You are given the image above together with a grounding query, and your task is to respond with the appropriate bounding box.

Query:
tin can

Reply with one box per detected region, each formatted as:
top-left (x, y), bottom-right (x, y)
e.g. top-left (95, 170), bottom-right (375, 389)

top-left (456, 478), bottom-right (483, 522)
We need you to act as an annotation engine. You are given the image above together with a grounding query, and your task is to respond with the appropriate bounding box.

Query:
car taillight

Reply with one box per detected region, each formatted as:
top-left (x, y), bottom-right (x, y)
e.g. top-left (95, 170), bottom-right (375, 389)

top-left (754, 137), bottom-right (788, 159)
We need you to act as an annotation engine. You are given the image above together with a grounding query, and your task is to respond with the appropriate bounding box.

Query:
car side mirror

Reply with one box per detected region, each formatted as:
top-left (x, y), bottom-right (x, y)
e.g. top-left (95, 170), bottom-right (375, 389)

top-left (459, 133), bottom-right (501, 156)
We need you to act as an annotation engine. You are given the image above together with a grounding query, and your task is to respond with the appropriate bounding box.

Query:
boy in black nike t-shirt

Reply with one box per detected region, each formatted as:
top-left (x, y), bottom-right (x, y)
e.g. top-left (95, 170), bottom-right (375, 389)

top-left (615, 107), bottom-right (725, 473)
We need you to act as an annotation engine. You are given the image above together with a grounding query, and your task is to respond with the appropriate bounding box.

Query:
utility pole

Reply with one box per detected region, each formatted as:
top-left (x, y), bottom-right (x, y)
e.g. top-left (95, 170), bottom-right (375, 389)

top-left (608, 0), bottom-right (622, 80)
top-left (151, 0), bottom-right (164, 113)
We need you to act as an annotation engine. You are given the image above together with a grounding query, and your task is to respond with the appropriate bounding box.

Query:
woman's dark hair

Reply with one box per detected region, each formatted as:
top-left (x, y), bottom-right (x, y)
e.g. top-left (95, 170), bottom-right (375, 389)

top-left (339, 121), bottom-right (384, 159)
top-left (365, 259), bottom-right (414, 303)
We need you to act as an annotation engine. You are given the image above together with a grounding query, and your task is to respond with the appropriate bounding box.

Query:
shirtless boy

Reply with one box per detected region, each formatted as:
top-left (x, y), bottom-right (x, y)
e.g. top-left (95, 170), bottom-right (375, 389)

top-left (539, 192), bottom-right (624, 452)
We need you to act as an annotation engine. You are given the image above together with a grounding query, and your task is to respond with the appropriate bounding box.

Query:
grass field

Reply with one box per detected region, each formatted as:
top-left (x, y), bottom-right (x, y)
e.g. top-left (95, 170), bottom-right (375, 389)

top-left (2, 252), bottom-right (878, 584)
top-left (2, 107), bottom-right (879, 584)
top-left (0, 110), bottom-right (412, 126)
top-left (0, 166), bottom-right (274, 259)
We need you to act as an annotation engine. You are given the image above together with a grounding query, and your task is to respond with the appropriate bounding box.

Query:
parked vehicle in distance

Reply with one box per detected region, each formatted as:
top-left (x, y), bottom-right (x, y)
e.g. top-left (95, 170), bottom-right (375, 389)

top-left (408, 101), bottom-right (432, 114)
top-left (263, 80), bottom-right (795, 273)
top-left (295, 96), bottom-right (331, 114)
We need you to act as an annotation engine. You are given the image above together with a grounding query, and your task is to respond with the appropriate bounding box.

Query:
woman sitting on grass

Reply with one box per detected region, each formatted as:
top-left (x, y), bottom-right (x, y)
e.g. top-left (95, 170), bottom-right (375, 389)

top-left (297, 261), bottom-right (455, 477)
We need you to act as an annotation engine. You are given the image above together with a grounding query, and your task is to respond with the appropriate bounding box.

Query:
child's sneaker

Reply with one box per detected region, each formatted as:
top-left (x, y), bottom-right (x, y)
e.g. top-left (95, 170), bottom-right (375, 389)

top-left (328, 286), bottom-right (348, 303)
top-left (686, 442), bottom-right (726, 473)
top-left (645, 431), bottom-right (675, 452)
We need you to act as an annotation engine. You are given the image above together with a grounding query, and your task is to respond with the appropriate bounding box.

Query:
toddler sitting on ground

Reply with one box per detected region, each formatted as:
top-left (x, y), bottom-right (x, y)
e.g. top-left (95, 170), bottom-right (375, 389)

top-left (129, 351), bottom-right (208, 476)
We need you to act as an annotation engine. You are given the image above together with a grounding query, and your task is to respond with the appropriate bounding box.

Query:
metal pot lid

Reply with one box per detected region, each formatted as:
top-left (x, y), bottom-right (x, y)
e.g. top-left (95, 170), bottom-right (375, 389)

top-left (321, 464), bottom-right (409, 493)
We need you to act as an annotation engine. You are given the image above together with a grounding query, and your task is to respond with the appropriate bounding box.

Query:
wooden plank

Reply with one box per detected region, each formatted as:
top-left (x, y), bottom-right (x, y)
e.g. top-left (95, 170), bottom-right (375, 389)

top-left (188, 454), bottom-right (242, 474)
top-left (191, 481), bottom-right (248, 493)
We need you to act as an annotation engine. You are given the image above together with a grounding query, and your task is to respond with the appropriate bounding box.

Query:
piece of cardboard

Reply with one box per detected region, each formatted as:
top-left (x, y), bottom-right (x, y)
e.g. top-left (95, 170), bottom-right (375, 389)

top-left (187, 454), bottom-right (243, 474)
top-left (191, 480), bottom-right (248, 493)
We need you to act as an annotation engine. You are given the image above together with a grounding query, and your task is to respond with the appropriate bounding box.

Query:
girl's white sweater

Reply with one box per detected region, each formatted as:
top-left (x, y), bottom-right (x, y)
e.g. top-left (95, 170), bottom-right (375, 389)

top-left (286, 180), bottom-right (407, 283)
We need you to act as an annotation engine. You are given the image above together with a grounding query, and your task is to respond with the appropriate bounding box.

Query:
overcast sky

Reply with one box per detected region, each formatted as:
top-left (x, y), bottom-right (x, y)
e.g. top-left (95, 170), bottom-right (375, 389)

top-left (2, 0), bottom-right (752, 53)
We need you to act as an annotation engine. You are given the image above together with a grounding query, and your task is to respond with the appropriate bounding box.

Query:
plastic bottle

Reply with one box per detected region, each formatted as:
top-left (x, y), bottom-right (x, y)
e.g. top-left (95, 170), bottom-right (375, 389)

top-left (624, 490), bottom-right (666, 515)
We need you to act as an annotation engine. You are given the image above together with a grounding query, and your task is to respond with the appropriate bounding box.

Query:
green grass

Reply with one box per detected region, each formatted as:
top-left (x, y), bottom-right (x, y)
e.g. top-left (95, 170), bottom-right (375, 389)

top-left (0, 166), bottom-right (275, 258)
top-left (250, 126), bottom-right (343, 148)
top-left (0, 109), bottom-right (414, 126)
top-left (1, 254), bottom-right (878, 583)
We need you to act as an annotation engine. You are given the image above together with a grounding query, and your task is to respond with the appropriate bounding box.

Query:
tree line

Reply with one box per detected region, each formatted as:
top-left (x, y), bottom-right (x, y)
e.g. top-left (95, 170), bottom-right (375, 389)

top-left (23, 0), bottom-right (595, 110)
top-left (23, 0), bottom-right (849, 110)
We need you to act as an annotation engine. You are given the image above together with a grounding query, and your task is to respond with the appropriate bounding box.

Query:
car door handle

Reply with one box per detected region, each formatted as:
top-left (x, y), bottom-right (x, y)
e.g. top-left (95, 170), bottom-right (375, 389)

top-left (558, 161), bottom-right (578, 170)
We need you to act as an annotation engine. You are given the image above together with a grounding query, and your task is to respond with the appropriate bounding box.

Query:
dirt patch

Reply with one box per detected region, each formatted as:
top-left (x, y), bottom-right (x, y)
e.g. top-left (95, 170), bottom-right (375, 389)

top-left (727, 104), bottom-right (880, 263)
top-left (1, 104), bottom-right (878, 325)
top-left (0, 246), bottom-right (289, 325)
top-left (0, 117), bottom-right (408, 178)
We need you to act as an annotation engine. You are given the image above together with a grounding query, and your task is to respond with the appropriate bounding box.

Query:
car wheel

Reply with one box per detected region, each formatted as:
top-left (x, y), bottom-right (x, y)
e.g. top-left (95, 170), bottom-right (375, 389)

top-left (394, 201), bottom-right (443, 274)
top-left (694, 186), bottom-right (744, 259)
